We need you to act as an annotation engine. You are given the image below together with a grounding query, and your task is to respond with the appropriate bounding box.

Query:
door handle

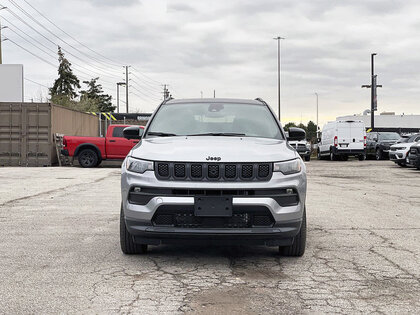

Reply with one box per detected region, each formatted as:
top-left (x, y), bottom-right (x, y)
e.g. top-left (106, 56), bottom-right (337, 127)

top-left (109, 140), bottom-right (116, 142)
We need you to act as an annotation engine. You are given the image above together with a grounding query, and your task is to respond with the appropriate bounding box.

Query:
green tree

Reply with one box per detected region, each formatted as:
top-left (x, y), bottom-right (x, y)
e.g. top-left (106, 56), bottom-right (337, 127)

top-left (81, 78), bottom-right (115, 112)
top-left (50, 46), bottom-right (80, 100)
top-left (283, 122), bottom-right (297, 131)
top-left (307, 120), bottom-right (318, 141)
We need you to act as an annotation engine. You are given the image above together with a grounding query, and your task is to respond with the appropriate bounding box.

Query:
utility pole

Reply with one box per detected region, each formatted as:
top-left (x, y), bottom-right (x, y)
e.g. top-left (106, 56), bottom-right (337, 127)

top-left (213, 90), bottom-right (215, 98)
top-left (200, 91), bottom-right (203, 98)
top-left (315, 92), bottom-right (319, 137)
top-left (362, 53), bottom-right (382, 130)
top-left (273, 36), bottom-right (285, 121)
top-left (116, 82), bottom-right (125, 113)
top-left (124, 66), bottom-right (129, 113)
top-left (163, 84), bottom-right (170, 100)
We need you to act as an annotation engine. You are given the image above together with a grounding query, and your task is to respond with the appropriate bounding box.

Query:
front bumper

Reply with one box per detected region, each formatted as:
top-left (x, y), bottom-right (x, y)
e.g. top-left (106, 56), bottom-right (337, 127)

top-left (297, 150), bottom-right (311, 158)
top-left (389, 150), bottom-right (408, 163)
top-left (121, 163), bottom-right (306, 245)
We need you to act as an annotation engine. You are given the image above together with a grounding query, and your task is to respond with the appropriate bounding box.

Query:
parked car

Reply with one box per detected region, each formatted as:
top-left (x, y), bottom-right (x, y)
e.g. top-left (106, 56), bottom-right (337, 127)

top-left (407, 142), bottom-right (420, 169)
top-left (120, 98), bottom-right (308, 256)
top-left (366, 132), bottom-right (401, 160)
top-left (317, 120), bottom-right (366, 161)
top-left (289, 139), bottom-right (311, 161)
top-left (389, 133), bottom-right (420, 167)
top-left (61, 125), bottom-right (144, 167)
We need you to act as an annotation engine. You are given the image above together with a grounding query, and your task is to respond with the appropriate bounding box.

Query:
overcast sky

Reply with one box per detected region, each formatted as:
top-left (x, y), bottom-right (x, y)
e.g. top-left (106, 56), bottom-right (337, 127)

top-left (2, 0), bottom-right (420, 126)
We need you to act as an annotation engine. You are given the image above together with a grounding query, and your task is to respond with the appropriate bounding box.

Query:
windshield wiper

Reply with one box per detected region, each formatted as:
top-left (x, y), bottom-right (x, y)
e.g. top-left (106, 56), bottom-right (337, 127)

top-left (147, 131), bottom-right (178, 137)
top-left (187, 132), bottom-right (246, 137)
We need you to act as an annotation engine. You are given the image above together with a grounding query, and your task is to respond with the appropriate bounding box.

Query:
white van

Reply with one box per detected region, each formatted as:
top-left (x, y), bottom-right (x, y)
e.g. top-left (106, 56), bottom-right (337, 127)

top-left (318, 120), bottom-right (366, 161)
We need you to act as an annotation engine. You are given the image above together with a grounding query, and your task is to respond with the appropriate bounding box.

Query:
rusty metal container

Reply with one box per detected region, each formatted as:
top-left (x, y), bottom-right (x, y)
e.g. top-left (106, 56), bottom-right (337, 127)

top-left (0, 102), bottom-right (99, 166)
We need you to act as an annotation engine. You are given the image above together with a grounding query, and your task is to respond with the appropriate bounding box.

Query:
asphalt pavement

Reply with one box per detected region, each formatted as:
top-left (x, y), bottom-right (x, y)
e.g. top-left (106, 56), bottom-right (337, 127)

top-left (0, 160), bottom-right (419, 314)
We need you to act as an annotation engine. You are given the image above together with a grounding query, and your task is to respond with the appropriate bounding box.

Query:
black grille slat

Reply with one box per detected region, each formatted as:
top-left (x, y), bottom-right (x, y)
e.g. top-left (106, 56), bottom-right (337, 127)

top-left (241, 165), bottom-right (253, 178)
top-left (174, 163), bottom-right (186, 177)
top-left (152, 206), bottom-right (275, 228)
top-left (258, 164), bottom-right (270, 178)
top-left (208, 164), bottom-right (220, 179)
top-left (157, 163), bottom-right (169, 177)
top-left (155, 162), bottom-right (272, 181)
top-left (225, 165), bottom-right (237, 178)
top-left (191, 164), bottom-right (202, 178)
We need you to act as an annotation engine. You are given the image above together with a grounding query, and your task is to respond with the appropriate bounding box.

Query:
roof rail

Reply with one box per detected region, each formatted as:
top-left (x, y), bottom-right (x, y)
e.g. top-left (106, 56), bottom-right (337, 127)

top-left (161, 96), bottom-right (174, 105)
top-left (255, 98), bottom-right (268, 106)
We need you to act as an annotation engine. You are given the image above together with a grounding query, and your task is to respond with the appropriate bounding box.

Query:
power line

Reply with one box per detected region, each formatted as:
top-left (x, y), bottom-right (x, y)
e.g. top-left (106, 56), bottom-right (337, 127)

top-left (24, 77), bottom-right (49, 89)
top-left (4, 6), bottom-right (122, 78)
top-left (5, 37), bottom-right (57, 67)
top-left (1, 16), bottom-right (124, 87)
top-left (21, 0), bottom-right (123, 68)
top-left (7, 0), bottom-right (122, 73)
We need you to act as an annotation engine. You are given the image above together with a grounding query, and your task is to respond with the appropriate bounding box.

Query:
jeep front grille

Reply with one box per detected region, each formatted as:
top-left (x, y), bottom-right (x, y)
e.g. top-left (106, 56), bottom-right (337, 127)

top-left (154, 162), bottom-right (273, 182)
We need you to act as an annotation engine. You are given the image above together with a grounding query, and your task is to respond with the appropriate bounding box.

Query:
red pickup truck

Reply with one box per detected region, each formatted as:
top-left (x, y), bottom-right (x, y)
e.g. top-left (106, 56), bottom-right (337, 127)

top-left (61, 125), bottom-right (144, 167)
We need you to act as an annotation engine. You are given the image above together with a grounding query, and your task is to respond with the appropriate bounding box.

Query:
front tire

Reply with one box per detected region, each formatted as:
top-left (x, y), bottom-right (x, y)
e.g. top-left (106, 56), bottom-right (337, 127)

top-left (376, 148), bottom-right (383, 160)
top-left (304, 155), bottom-right (311, 162)
top-left (120, 204), bottom-right (148, 255)
top-left (358, 154), bottom-right (365, 161)
top-left (280, 208), bottom-right (306, 257)
top-left (78, 148), bottom-right (98, 168)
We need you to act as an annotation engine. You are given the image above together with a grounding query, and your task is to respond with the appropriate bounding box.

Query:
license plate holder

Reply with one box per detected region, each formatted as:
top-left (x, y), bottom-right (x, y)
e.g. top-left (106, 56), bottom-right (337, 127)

top-left (340, 144), bottom-right (348, 147)
top-left (194, 196), bottom-right (233, 217)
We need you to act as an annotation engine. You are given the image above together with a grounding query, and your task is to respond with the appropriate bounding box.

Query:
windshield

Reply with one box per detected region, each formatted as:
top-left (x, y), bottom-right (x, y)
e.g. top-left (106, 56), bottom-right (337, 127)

top-left (146, 102), bottom-right (283, 139)
top-left (378, 132), bottom-right (400, 141)
top-left (408, 134), bottom-right (420, 142)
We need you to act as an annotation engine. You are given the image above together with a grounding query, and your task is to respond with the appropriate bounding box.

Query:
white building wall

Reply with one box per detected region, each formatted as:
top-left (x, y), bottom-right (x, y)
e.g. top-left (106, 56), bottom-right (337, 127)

top-left (0, 64), bottom-right (24, 102)
top-left (337, 113), bottom-right (420, 129)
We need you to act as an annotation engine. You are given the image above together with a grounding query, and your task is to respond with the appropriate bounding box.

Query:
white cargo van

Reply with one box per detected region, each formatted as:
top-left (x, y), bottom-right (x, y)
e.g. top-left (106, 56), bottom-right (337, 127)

top-left (317, 120), bottom-right (366, 161)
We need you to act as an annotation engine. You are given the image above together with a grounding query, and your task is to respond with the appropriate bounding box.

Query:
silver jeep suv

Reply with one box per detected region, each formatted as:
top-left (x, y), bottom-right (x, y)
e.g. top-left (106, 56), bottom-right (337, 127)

top-left (120, 98), bottom-right (307, 256)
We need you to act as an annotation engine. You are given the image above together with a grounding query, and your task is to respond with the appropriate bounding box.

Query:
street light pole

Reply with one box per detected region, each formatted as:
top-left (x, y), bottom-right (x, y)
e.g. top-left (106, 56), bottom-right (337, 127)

top-left (315, 92), bottom-right (319, 137)
top-left (273, 36), bottom-right (285, 122)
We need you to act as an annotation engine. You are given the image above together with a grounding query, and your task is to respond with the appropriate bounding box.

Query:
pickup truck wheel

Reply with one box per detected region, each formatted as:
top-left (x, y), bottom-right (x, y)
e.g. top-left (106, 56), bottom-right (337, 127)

top-left (279, 208), bottom-right (306, 257)
top-left (376, 148), bottom-right (383, 160)
top-left (78, 149), bottom-right (98, 168)
top-left (304, 155), bottom-right (310, 162)
top-left (120, 204), bottom-right (147, 255)
top-left (330, 151), bottom-right (336, 161)
top-left (358, 154), bottom-right (365, 161)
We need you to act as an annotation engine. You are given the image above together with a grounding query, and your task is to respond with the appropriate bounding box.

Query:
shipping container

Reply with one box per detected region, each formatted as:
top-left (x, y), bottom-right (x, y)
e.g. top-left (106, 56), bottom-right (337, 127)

top-left (0, 102), bottom-right (99, 166)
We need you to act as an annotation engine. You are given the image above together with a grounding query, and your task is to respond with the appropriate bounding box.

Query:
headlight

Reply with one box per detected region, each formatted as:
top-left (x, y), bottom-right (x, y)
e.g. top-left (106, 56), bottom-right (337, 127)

top-left (273, 159), bottom-right (301, 175)
top-left (126, 157), bottom-right (154, 174)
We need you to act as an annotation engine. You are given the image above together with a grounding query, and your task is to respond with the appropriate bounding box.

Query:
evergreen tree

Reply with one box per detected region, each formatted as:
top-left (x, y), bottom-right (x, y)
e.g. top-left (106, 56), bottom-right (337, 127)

top-left (50, 46), bottom-right (80, 100)
top-left (306, 121), bottom-right (318, 141)
top-left (80, 78), bottom-right (115, 112)
top-left (283, 122), bottom-right (297, 131)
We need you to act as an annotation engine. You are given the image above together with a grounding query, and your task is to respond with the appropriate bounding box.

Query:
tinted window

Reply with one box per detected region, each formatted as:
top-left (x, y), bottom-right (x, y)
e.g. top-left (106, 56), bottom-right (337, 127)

top-left (112, 127), bottom-right (125, 138)
top-left (146, 102), bottom-right (283, 139)
top-left (378, 132), bottom-right (400, 141)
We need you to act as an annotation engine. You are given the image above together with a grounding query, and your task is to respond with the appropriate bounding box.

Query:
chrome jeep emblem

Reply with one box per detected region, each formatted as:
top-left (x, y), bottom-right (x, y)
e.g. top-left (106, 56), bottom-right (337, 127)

top-left (206, 156), bottom-right (221, 161)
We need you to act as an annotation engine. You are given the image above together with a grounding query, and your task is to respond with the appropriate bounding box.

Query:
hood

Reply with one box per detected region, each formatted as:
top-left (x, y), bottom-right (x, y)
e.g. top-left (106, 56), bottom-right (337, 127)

top-left (391, 142), bottom-right (414, 149)
top-left (130, 136), bottom-right (297, 162)
top-left (379, 140), bottom-right (398, 145)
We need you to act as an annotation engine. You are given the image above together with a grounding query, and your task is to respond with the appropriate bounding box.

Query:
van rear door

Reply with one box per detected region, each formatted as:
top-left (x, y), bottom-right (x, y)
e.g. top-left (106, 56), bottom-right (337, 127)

top-left (337, 121), bottom-right (365, 150)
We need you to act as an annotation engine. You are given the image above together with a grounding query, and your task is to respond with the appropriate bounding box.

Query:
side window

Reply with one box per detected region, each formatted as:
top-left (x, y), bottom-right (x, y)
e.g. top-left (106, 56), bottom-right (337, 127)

top-left (415, 136), bottom-right (420, 142)
top-left (112, 127), bottom-right (125, 138)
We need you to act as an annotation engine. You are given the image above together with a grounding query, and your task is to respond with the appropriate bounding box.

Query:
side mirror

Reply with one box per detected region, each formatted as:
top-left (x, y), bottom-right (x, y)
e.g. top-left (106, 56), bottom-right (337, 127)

top-left (123, 126), bottom-right (143, 140)
top-left (317, 137), bottom-right (321, 143)
top-left (287, 127), bottom-right (306, 141)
